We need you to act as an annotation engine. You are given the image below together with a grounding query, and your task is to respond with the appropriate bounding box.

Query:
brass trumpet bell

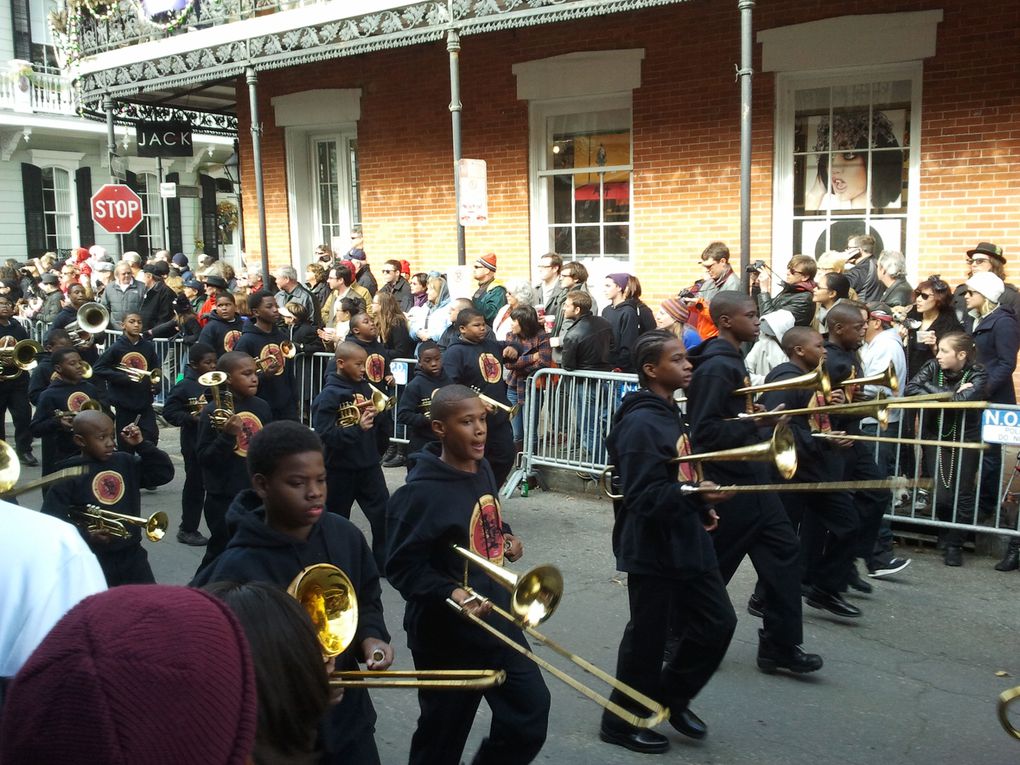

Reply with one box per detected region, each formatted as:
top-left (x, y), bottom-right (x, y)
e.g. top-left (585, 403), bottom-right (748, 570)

top-left (117, 364), bottom-right (163, 386)
top-left (471, 388), bottom-right (521, 420)
top-left (733, 361), bottom-right (832, 404)
top-left (71, 505), bottom-right (169, 542)
top-left (80, 361), bottom-right (93, 379)
top-left (369, 384), bottom-right (395, 413)
top-left (842, 361), bottom-right (899, 396)
top-left (280, 340), bottom-right (297, 359)
top-left (66, 302), bottom-right (109, 346)
top-left (337, 385), bottom-right (395, 428)
top-left (198, 370), bottom-right (234, 428)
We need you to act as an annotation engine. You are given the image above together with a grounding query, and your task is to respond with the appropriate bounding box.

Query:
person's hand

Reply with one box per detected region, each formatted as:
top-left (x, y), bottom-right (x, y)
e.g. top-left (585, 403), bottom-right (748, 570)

top-left (751, 403), bottom-right (788, 427)
top-left (263, 357), bottom-right (280, 374)
top-left (87, 528), bottom-right (115, 545)
top-left (697, 480), bottom-right (734, 506)
top-left (361, 638), bottom-right (394, 671)
top-left (828, 429), bottom-right (854, 449)
top-left (120, 423), bottom-right (143, 446)
top-left (223, 414), bottom-right (244, 436)
top-left (829, 388), bottom-right (846, 405)
top-left (58, 413), bottom-right (75, 431)
top-left (451, 587), bottom-right (492, 618)
top-left (502, 347), bottom-right (519, 363)
top-left (701, 507), bottom-right (720, 532)
top-left (359, 406), bottom-right (376, 431)
top-left (957, 382), bottom-right (973, 392)
top-left (504, 534), bottom-right (523, 562)
top-left (384, 374), bottom-right (395, 387)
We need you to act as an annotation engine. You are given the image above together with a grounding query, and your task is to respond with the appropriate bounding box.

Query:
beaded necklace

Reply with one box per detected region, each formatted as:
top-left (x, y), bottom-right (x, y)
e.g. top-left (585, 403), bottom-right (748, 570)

top-left (934, 366), bottom-right (972, 489)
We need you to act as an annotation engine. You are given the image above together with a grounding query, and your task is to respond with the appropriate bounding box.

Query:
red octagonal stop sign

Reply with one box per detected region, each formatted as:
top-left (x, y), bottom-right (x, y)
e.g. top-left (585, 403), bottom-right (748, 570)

top-left (91, 183), bottom-right (144, 234)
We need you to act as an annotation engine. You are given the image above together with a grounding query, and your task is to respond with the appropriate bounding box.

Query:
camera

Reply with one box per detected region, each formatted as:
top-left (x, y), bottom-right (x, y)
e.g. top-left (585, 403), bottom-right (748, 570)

top-left (745, 260), bottom-right (767, 274)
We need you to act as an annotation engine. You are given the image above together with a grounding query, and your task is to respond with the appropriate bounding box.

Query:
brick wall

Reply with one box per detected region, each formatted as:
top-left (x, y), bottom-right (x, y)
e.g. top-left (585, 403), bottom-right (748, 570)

top-left (235, 0), bottom-right (1020, 311)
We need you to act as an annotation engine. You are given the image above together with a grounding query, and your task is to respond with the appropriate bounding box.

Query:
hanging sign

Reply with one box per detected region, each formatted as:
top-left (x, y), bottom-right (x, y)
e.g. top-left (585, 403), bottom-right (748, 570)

top-left (136, 120), bottom-right (194, 157)
top-left (458, 159), bottom-right (488, 226)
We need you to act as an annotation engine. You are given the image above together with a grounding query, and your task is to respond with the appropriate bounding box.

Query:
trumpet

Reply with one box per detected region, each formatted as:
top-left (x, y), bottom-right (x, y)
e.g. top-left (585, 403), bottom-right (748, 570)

top-left (186, 395), bottom-right (208, 417)
top-left (70, 504), bottom-right (169, 542)
top-left (733, 361), bottom-right (832, 410)
top-left (0, 440), bottom-right (85, 498)
top-left (198, 371), bottom-right (234, 428)
top-left (445, 545), bottom-right (668, 728)
top-left (336, 385), bottom-right (395, 428)
top-left (600, 424), bottom-right (798, 500)
top-left (471, 387), bottom-right (521, 420)
top-left (117, 364), bottom-right (163, 386)
top-left (288, 564), bottom-right (506, 689)
top-left (66, 302), bottom-right (109, 347)
top-left (0, 339), bottom-right (41, 380)
top-left (53, 398), bottom-right (103, 419)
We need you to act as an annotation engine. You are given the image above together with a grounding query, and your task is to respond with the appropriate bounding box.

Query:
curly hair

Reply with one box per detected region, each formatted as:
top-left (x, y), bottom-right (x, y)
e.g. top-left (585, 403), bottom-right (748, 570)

top-left (814, 110), bottom-right (903, 208)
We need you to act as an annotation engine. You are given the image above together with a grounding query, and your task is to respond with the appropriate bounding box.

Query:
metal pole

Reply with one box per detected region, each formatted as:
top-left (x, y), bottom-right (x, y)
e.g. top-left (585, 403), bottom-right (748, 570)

top-left (246, 66), bottom-right (270, 282)
top-left (738, 0), bottom-right (754, 290)
top-left (447, 27), bottom-right (466, 266)
top-left (103, 95), bottom-right (122, 257)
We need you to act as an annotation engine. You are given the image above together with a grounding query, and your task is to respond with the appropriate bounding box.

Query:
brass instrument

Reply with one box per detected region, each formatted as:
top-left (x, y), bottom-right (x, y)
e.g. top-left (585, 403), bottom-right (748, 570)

top-left (999, 684), bottom-right (1020, 740)
top-left (53, 398), bottom-right (103, 419)
top-left (80, 361), bottom-right (93, 379)
top-left (198, 371), bottom-right (234, 428)
top-left (885, 392), bottom-right (952, 406)
top-left (0, 339), bottom-right (41, 380)
top-left (288, 564), bottom-right (506, 689)
top-left (336, 385), bottom-right (395, 428)
top-left (471, 387), bottom-right (521, 420)
top-left (446, 545), bottom-right (668, 728)
top-left (733, 361), bottom-right (832, 408)
top-left (117, 364), bottom-right (163, 385)
top-left (677, 477), bottom-right (934, 494)
top-left (600, 424), bottom-right (798, 500)
top-left (0, 440), bottom-right (85, 498)
top-left (186, 395), bottom-right (208, 417)
top-left (255, 344), bottom-right (294, 375)
top-left (71, 504), bottom-right (169, 542)
top-left (730, 397), bottom-right (891, 429)
top-left (812, 432), bottom-right (988, 450)
top-left (841, 361), bottom-right (899, 397)
top-left (65, 302), bottom-right (109, 346)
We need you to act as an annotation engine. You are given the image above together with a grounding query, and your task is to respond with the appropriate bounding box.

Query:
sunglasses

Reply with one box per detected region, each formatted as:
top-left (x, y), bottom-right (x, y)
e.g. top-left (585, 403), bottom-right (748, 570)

top-left (964, 290), bottom-right (976, 297)
top-left (381, 269), bottom-right (394, 274)
top-left (915, 292), bottom-right (932, 300)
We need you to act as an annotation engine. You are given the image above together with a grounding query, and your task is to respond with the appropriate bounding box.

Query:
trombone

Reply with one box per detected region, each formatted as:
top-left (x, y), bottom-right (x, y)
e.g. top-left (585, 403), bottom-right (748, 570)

top-left (733, 361), bottom-right (832, 410)
top-left (0, 440), bottom-right (85, 498)
top-left (445, 545), bottom-right (668, 728)
top-left (336, 385), bottom-right (395, 428)
top-left (811, 432), bottom-right (988, 450)
top-left (70, 504), bottom-right (169, 542)
top-left (288, 564), bottom-right (506, 689)
top-left (999, 684), bottom-right (1020, 740)
top-left (53, 398), bottom-right (103, 419)
top-left (599, 424), bottom-right (798, 500)
top-left (730, 397), bottom-right (891, 429)
top-left (65, 302), bottom-right (109, 347)
top-left (198, 370), bottom-right (234, 429)
top-left (117, 364), bottom-right (163, 386)
top-left (0, 339), bottom-right (41, 380)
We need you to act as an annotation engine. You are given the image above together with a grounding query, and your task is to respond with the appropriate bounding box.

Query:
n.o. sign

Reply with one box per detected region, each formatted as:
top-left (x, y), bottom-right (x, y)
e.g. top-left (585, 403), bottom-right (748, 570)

top-left (91, 184), bottom-right (144, 234)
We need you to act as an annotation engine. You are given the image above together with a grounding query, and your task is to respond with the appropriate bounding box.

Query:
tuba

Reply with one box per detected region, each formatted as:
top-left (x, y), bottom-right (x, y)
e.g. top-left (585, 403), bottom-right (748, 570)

top-left (65, 302), bottom-right (109, 347)
top-left (198, 371), bottom-right (234, 429)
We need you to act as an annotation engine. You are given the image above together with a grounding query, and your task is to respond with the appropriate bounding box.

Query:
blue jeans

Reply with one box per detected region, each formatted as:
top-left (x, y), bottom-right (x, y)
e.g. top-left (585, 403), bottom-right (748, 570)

top-left (507, 386), bottom-right (541, 451)
top-left (576, 380), bottom-right (608, 460)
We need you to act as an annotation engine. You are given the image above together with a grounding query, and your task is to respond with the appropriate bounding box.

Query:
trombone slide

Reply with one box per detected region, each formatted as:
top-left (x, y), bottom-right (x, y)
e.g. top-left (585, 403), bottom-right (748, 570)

top-left (329, 669), bottom-right (506, 689)
top-left (811, 432), bottom-right (988, 450)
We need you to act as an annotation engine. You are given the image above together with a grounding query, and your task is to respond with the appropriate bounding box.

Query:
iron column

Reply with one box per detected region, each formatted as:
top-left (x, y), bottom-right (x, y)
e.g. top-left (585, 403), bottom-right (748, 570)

top-left (448, 27), bottom-right (466, 266)
top-left (246, 66), bottom-right (270, 281)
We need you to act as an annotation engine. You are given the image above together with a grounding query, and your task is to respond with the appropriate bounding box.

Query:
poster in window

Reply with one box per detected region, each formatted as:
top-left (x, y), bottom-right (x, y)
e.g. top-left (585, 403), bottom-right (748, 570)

top-left (800, 218), bottom-right (903, 259)
top-left (802, 110), bottom-right (906, 212)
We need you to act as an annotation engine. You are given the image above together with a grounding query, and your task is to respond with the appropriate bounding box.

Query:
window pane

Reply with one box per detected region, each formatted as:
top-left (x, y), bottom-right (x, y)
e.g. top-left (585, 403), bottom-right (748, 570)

top-left (547, 109), bottom-right (630, 168)
top-left (604, 225), bottom-right (629, 256)
top-left (552, 226), bottom-right (572, 257)
top-left (575, 226), bottom-right (599, 255)
top-left (551, 176), bottom-right (572, 225)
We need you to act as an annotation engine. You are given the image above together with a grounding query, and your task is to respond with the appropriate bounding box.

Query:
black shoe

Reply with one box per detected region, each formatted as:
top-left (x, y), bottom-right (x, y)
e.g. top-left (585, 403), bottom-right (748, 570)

top-left (177, 529), bottom-right (209, 546)
top-left (847, 568), bottom-right (873, 594)
top-left (599, 726), bottom-right (669, 754)
top-left (668, 707), bottom-right (707, 740)
top-left (757, 629), bottom-right (824, 675)
top-left (746, 593), bottom-right (764, 618)
top-left (995, 539), bottom-right (1020, 572)
top-left (944, 546), bottom-right (963, 567)
top-left (383, 444), bottom-right (407, 468)
top-left (18, 451), bottom-right (38, 467)
top-left (380, 444), bottom-right (397, 464)
top-left (806, 587), bottom-right (862, 618)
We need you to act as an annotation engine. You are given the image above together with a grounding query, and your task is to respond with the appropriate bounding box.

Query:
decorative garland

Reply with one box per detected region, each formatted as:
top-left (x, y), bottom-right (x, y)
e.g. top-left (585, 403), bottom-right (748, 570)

top-left (137, 0), bottom-right (197, 32)
top-left (217, 201), bottom-right (239, 232)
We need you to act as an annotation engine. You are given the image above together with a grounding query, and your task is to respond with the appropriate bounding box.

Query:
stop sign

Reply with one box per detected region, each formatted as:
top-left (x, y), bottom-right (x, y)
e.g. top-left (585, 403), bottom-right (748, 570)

top-left (91, 184), bottom-right (144, 234)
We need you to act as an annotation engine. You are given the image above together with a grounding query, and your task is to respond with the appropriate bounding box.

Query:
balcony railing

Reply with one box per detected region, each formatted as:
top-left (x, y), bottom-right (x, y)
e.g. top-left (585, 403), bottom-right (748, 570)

top-left (0, 63), bottom-right (77, 116)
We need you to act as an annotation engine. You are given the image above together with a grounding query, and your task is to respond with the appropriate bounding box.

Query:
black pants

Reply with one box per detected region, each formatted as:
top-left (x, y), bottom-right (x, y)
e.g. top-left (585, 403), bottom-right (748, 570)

top-left (409, 640), bottom-right (550, 765)
top-left (790, 489), bottom-right (859, 594)
top-left (712, 494), bottom-right (804, 647)
top-left (925, 444), bottom-right (980, 547)
top-left (842, 443), bottom-right (891, 564)
top-left (180, 447), bottom-right (205, 533)
top-left (114, 406), bottom-right (159, 449)
top-left (326, 465), bottom-right (389, 570)
top-left (0, 381), bottom-right (32, 455)
top-left (603, 569), bottom-right (735, 733)
top-left (197, 492), bottom-right (232, 574)
top-left (97, 544), bottom-right (156, 587)
top-left (979, 445), bottom-right (1004, 519)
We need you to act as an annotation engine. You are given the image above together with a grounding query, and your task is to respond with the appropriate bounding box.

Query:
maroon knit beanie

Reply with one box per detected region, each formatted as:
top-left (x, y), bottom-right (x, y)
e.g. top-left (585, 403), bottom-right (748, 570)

top-left (0, 585), bottom-right (258, 765)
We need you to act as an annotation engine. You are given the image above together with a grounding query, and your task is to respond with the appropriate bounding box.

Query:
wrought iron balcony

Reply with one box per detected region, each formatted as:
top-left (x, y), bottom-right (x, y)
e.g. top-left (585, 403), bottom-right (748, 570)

top-left (0, 62), bottom-right (77, 116)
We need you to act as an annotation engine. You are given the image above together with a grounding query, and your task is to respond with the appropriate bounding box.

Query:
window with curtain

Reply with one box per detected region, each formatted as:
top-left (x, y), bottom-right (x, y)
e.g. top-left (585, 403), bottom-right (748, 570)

top-left (133, 172), bottom-right (164, 255)
top-left (40, 166), bottom-right (73, 255)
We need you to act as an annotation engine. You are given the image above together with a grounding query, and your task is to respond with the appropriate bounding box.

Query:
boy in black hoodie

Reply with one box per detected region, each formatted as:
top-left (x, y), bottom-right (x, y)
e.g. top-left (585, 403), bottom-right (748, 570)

top-left (29, 328), bottom-right (73, 406)
top-left (197, 293), bottom-right (245, 357)
top-left (600, 331), bottom-right (736, 755)
top-left (386, 385), bottom-right (549, 765)
top-left (192, 421), bottom-right (393, 765)
top-left (30, 346), bottom-right (105, 480)
top-left (41, 410), bottom-right (174, 586)
top-left (235, 291), bottom-right (297, 421)
top-left (311, 341), bottom-right (389, 570)
top-left (195, 351), bottom-right (273, 575)
top-left (49, 283), bottom-right (100, 367)
top-left (347, 311), bottom-right (394, 459)
top-left (162, 342), bottom-right (217, 547)
top-left (686, 292), bottom-right (823, 675)
top-left (395, 341), bottom-right (451, 467)
top-left (442, 308), bottom-right (520, 488)
top-left (94, 312), bottom-right (162, 448)
top-left (0, 294), bottom-right (37, 466)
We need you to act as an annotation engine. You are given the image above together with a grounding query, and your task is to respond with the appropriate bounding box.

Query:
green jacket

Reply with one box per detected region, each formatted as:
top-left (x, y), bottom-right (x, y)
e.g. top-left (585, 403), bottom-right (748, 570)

top-left (472, 281), bottom-right (507, 325)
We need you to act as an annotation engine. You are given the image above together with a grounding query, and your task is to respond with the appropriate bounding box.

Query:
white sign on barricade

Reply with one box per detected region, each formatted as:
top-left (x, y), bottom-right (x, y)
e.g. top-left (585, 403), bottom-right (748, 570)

top-left (983, 408), bottom-right (1020, 446)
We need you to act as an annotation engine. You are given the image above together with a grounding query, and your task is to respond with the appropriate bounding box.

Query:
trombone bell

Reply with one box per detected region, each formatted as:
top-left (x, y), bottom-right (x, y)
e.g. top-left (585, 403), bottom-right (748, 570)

top-left (733, 361), bottom-right (832, 404)
top-left (842, 361), bottom-right (899, 396)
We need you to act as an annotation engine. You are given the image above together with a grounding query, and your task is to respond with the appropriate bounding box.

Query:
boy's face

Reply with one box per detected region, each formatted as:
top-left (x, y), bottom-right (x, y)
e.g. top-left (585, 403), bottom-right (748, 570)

top-left (227, 357), bottom-right (260, 398)
top-left (55, 351), bottom-right (84, 383)
top-left (720, 301), bottom-right (760, 343)
top-left (337, 348), bottom-right (367, 382)
top-left (255, 451), bottom-right (327, 531)
top-left (74, 418), bottom-right (116, 461)
top-left (193, 353), bottom-right (217, 376)
top-left (122, 314), bottom-right (143, 338)
top-left (216, 297), bottom-right (237, 321)
top-left (67, 285), bottom-right (87, 308)
top-left (434, 397), bottom-right (487, 463)
top-left (832, 317), bottom-right (865, 349)
top-left (649, 339), bottom-right (692, 391)
top-left (418, 348), bottom-right (443, 377)
top-left (797, 333), bottom-right (827, 370)
top-left (352, 314), bottom-right (378, 342)
top-left (0, 298), bottom-right (13, 320)
top-left (460, 316), bottom-right (488, 344)
top-left (254, 297), bottom-right (279, 324)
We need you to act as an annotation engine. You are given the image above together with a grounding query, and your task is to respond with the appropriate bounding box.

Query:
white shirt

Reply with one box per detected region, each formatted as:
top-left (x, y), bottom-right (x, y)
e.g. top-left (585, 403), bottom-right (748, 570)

top-left (860, 327), bottom-right (907, 425)
top-left (0, 501), bottom-right (107, 678)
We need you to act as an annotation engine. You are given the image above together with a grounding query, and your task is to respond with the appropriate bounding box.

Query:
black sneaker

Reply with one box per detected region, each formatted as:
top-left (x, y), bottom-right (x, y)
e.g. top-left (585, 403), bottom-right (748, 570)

top-left (867, 557), bottom-right (911, 578)
top-left (18, 451), bottom-right (38, 467)
top-left (746, 593), bottom-right (764, 618)
top-left (177, 529), bottom-right (209, 546)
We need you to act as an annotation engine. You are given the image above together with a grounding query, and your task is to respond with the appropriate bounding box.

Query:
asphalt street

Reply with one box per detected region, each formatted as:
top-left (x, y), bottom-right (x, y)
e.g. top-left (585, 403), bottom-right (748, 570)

top-left (14, 425), bottom-right (1020, 765)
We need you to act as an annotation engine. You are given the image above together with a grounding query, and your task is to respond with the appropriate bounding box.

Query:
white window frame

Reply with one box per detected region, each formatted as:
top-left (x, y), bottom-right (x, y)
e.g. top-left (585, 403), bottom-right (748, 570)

top-left (527, 94), bottom-right (634, 265)
top-left (771, 62), bottom-right (924, 282)
top-left (309, 131), bottom-right (359, 252)
top-left (135, 171), bottom-right (165, 254)
top-left (29, 149), bottom-right (83, 254)
top-left (40, 166), bottom-right (74, 254)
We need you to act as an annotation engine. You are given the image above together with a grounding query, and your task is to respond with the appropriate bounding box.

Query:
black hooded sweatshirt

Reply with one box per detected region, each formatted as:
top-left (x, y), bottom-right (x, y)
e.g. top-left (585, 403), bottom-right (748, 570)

top-left (386, 444), bottom-right (523, 654)
top-left (191, 489), bottom-right (389, 754)
top-left (311, 372), bottom-right (379, 470)
top-left (196, 392), bottom-right (272, 498)
top-left (234, 321), bottom-right (295, 413)
top-left (823, 340), bottom-right (864, 434)
top-left (606, 389), bottom-right (718, 578)
top-left (686, 336), bottom-right (767, 485)
top-left (396, 366), bottom-right (451, 456)
top-left (93, 334), bottom-right (161, 411)
top-left (348, 335), bottom-right (391, 389)
top-left (162, 367), bottom-right (208, 456)
top-left (197, 313), bottom-right (245, 357)
top-left (30, 378), bottom-right (105, 475)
